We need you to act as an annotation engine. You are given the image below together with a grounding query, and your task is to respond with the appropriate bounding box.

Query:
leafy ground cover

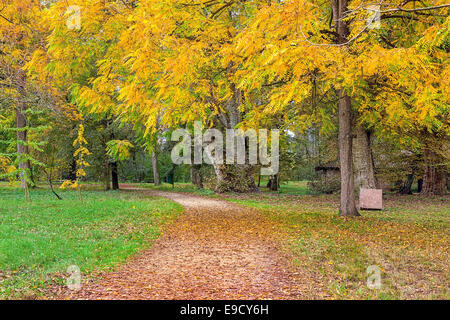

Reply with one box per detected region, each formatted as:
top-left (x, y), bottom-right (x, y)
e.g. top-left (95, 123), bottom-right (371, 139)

top-left (57, 191), bottom-right (313, 300)
top-left (122, 182), bottom-right (449, 299)
top-left (224, 192), bottom-right (449, 299)
top-left (0, 187), bottom-right (182, 299)
top-left (1, 182), bottom-right (447, 300)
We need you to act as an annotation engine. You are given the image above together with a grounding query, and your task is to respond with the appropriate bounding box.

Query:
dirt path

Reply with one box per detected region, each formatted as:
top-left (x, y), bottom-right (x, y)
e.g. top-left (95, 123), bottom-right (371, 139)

top-left (57, 190), bottom-right (320, 300)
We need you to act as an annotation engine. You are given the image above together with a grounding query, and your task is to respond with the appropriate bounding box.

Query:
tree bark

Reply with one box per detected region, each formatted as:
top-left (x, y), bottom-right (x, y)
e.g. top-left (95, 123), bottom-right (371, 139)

top-left (132, 152), bottom-right (139, 182)
top-left (353, 124), bottom-right (377, 190)
top-left (267, 174), bottom-right (279, 191)
top-left (152, 151), bottom-right (161, 186)
top-left (214, 164), bottom-right (258, 193)
top-left (338, 91), bottom-right (360, 216)
top-left (398, 173), bottom-right (414, 195)
top-left (45, 168), bottom-right (62, 200)
top-left (190, 164), bottom-right (203, 189)
top-left (333, 0), bottom-right (360, 216)
top-left (104, 160), bottom-right (111, 191)
top-left (213, 82), bottom-right (258, 193)
top-left (66, 158), bottom-right (76, 181)
top-left (417, 178), bottom-right (423, 193)
top-left (111, 161), bottom-right (119, 190)
top-left (16, 104), bottom-right (30, 189)
top-left (421, 147), bottom-right (447, 195)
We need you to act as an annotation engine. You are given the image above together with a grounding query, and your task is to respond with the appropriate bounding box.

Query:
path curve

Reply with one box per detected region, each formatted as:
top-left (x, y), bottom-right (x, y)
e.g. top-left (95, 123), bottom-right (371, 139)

top-left (57, 189), bottom-right (316, 300)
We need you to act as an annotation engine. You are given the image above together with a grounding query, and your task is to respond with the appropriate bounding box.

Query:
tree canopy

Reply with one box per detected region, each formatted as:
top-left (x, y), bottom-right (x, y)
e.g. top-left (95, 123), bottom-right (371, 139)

top-left (0, 0), bottom-right (448, 211)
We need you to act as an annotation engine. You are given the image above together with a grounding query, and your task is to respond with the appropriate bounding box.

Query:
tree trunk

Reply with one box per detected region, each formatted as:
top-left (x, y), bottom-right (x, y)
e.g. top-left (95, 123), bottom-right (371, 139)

top-left (29, 165), bottom-right (36, 187)
top-left (333, 0), bottom-right (359, 216)
top-left (46, 168), bottom-right (62, 200)
top-left (111, 161), bottom-right (119, 190)
top-left (68, 159), bottom-right (77, 181)
top-left (104, 161), bottom-right (111, 191)
top-left (213, 82), bottom-right (259, 193)
top-left (152, 151), bottom-right (160, 186)
top-left (190, 164), bottom-right (203, 189)
top-left (16, 104), bottom-right (30, 189)
top-left (421, 148), bottom-right (447, 195)
top-left (398, 173), bottom-right (414, 195)
top-left (417, 178), bottom-right (423, 193)
top-left (166, 165), bottom-right (175, 187)
top-left (353, 124), bottom-right (377, 190)
top-left (267, 174), bottom-right (279, 191)
top-left (338, 91), bottom-right (360, 216)
top-left (214, 164), bottom-right (258, 193)
top-left (132, 152), bottom-right (139, 182)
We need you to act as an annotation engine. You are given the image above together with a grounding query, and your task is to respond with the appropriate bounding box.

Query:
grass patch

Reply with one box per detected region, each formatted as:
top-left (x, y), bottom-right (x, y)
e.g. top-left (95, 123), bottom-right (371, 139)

top-left (225, 193), bottom-right (449, 299)
top-left (0, 188), bottom-right (183, 299)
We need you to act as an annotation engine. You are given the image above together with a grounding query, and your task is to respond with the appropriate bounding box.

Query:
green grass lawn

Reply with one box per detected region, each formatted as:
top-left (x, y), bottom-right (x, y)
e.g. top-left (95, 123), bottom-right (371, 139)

top-left (0, 187), bottom-right (183, 299)
top-left (225, 193), bottom-right (449, 299)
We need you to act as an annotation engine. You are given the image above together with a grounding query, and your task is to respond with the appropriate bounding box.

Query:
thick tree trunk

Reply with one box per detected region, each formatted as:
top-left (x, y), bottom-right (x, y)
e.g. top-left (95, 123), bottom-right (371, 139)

top-left (16, 104), bottom-right (30, 189)
top-left (214, 164), bottom-right (258, 193)
top-left (152, 151), bottom-right (161, 186)
top-left (417, 178), bottom-right (423, 193)
top-left (111, 161), bottom-right (119, 190)
top-left (213, 82), bottom-right (259, 193)
top-left (338, 91), bottom-right (360, 216)
top-left (332, 0), bottom-right (350, 43)
top-left (267, 174), bottom-right (279, 191)
top-left (333, 0), bottom-right (359, 216)
top-left (398, 173), bottom-right (414, 195)
top-left (190, 164), bottom-right (203, 189)
top-left (353, 124), bottom-right (377, 190)
top-left (421, 148), bottom-right (447, 195)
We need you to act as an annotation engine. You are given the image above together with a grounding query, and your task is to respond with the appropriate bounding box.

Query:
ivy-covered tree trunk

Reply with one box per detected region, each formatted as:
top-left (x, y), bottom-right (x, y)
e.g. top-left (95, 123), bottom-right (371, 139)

top-left (214, 164), bottom-right (258, 193)
top-left (421, 148), bottom-right (447, 195)
top-left (16, 103), bottom-right (30, 189)
top-left (353, 124), bottom-right (377, 190)
top-left (214, 83), bottom-right (258, 193)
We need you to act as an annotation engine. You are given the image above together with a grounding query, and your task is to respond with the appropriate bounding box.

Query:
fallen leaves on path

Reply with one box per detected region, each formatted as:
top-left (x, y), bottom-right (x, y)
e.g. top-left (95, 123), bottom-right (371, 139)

top-left (52, 190), bottom-right (325, 300)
